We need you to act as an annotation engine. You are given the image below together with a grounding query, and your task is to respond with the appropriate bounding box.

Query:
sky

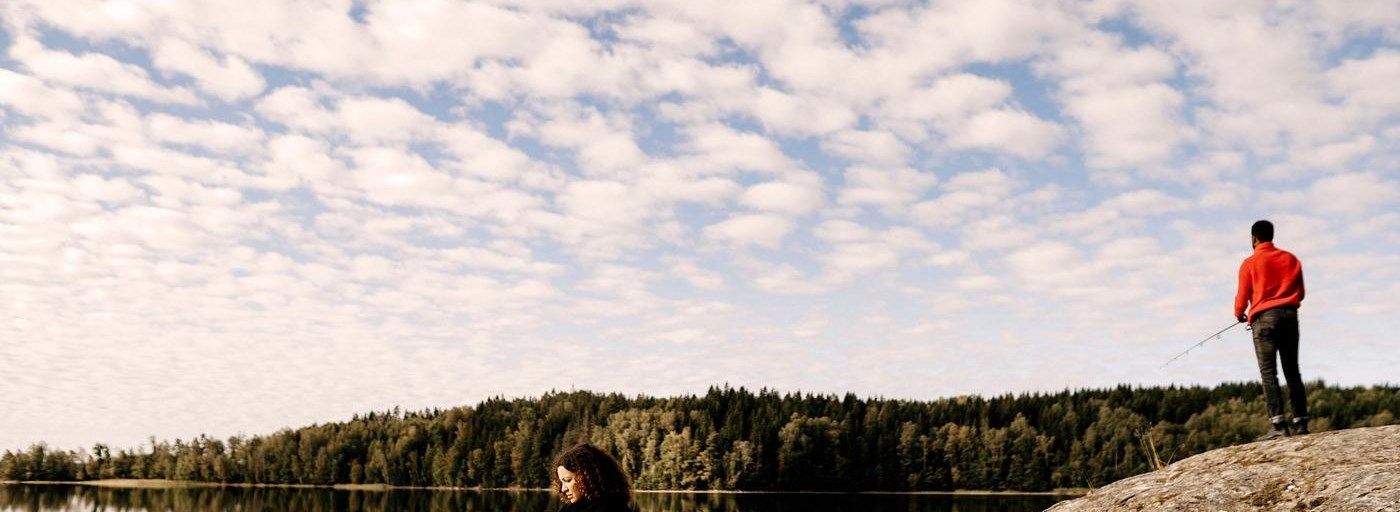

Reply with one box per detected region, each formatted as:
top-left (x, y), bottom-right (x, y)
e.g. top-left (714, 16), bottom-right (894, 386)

top-left (0, 0), bottom-right (1397, 453)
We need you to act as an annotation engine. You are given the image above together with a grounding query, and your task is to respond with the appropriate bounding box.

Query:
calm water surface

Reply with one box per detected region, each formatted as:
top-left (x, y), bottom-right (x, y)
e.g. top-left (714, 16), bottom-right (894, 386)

top-left (0, 484), bottom-right (1069, 512)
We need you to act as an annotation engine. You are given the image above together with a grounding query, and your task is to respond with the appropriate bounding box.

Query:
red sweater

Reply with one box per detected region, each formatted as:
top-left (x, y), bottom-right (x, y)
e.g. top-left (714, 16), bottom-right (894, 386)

top-left (1235, 242), bottom-right (1305, 323)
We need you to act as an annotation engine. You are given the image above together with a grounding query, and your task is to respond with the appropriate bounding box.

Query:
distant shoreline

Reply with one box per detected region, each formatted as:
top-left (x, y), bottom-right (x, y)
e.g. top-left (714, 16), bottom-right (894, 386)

top-left (0, 479), bottom-right (1086, 496)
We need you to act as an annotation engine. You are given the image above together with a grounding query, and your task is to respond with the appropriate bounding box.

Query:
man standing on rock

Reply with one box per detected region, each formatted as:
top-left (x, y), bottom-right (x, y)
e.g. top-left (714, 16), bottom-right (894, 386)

top-left (1235, 220), bottom-right (1310, 441)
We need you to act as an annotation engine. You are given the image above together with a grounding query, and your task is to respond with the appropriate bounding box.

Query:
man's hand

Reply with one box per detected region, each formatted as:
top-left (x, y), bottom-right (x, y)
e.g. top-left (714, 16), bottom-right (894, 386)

top-left (1237, 314), bottom-right (1247, 324)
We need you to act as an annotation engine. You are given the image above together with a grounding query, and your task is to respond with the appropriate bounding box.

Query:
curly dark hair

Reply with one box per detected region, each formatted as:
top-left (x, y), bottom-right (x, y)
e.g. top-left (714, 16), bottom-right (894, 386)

top-left (551, 443), bottom-right (632, 503)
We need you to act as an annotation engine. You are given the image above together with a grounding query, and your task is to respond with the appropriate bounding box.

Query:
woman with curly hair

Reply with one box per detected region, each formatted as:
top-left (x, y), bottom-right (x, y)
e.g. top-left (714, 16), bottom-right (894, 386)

top-left (551, 443), bottom-right (636, 512)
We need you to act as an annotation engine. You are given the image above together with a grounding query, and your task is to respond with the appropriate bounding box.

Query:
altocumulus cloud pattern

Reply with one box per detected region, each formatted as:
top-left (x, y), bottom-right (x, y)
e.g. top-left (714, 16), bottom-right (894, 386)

top-left (0, 0), bottom-right (1397, 452)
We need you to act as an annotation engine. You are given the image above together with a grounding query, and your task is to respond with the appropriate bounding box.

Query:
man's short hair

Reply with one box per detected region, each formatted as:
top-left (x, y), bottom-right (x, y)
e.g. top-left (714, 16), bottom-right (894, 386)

top-left (1252, 220), bottom-right (1274, 242)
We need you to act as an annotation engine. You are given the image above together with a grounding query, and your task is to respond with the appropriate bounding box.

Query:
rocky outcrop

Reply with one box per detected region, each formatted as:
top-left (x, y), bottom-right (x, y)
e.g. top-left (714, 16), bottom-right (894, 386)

top-left (1047, 425), bottom-right (1400, 511)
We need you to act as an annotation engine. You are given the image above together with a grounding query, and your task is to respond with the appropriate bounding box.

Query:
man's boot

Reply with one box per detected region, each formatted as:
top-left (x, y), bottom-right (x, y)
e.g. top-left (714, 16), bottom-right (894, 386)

top-left (1291, 417), bottom-right (1310, 435)
top-left (1256, 420), bottom-right (1289, 441)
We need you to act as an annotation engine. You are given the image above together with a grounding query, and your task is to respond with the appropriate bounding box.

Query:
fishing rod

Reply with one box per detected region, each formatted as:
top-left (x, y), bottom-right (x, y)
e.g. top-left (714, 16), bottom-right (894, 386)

top-left (1161, 321), bottom-right (1244, 369)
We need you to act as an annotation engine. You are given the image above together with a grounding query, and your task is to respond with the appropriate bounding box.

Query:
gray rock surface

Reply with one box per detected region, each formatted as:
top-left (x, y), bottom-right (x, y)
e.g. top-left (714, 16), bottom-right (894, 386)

top-left (1046, 425), bottom-right (1400, 512)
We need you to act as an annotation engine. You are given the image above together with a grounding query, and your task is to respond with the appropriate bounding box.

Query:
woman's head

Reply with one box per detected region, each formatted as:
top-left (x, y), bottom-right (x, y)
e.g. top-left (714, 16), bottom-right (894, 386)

top-left (552, 443), bottom-right (632, 504)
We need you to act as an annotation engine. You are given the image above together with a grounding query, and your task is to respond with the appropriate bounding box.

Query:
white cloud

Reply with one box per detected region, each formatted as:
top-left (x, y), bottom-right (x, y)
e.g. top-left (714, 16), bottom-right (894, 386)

top-left (1305, 173), bottom-right (1399, 218)
top-left (255, 87), bottom-right (443, 145)
top-left (145, 113), bottom-right (264, 155)
top-left (260, 134), bottom-right (346, 188)
top-left (434, 243), bottom-right (563, 277)
top-left (820, 241), bottom-right (901, 281)
top-left (645, 60), bottom-right (756, 112)
top-left (1310, 0), bottom-right (1400, 38)
top-left (751, 87), bottom-right (858, 136)
top-left (110, 144), bottom-right (249, 185)
top-left (638, 170), bottom-right (740, 206)
top-left (0, 69), bottom-right (85, 120)
top-left (436, 125), bottom-right (548, 184)
top-left (10, 120), bottom-right (106, 156)
top-left (347, 146), bottom-right (454, 208)
top-left (73, 204), bottom-right (208, 252)
top-left (1044, 188), bottom-right (1187, 243)
top-left (811, 221), bottom-right (935, 284)
top-left (254, 86), bottom-right (338, 134)
top-left (838, 166), bottom-right (938, 214)
top-left (351, 254), bottom-right (397, 283)
top-left (749, 262), bottom-right (828, 294)
top-left (946, 109), bottom-right (1065, 158)
top-left (557, 180), bottom-right (653, 226)
top-left (703, 213), bottom-right (794, 248)
top-left (527, 104), bottom-right (649, 177)
top-left (956, 273), bottom-right (1000, 292)
top-left (1039, 34), bottom-right (1186, 169)
top-left (856, 0), bottom-right (1077, 75)
top-left (139, 175), bottom-right (242, 210)
top-left (753, 6), bottom-right (859, 93)
top-left (815, 223), bottom-right (931, 285)
top-left (959, 214), bottom-right (1036, 251)
top-left (3, 0), bottom-right (160, 39)
top-left (8, 36), bottom-right (197, 104)
top-left (665, 257), bottom-right (727, 291)
top-left (614, 14), bottom-right (719, 56)
top-left (1095, 236), bottom-right (1162, 270)
top-left (3, 188), bottom-right (84, 225)
top-left (1327, 50), bottom-right (1400, 115)
top-left (821, 129), bottom-right (911, 166)
top-left (576, 263), bottom-right (658, 297)
top-left (4, 0), bottom-right (1399, 456)
top-left (337, 96), bottom-right (440, 144)
top-left (363, 1), bottom-right (548, 83)
top-left (880, 226), bottom-right (937, 253)
top-left (152, 38), bottom-right (266, 101)
top-left (1132, 1), bottom-right (1317, 110)
top-left (503, 26), bottom-right (623, 100)
top-left (72, 174), bottom-right (146, 205)
top-left (1101, 189), bottom-right (1188, 216)
top-left (911, 168), bottom-right (1019, 227)
top-left (1004, 240), bottom-right (1098, 291)
top-left (1196, 180), bottom-right (1248, 211)
top-left (814, 219), bottom-right (873, 243)
top-left (1130, 0), bottom-right (1359, 150)
top-left (680, 123), bottom-right (795, 175)
top-left (1289, 136), bottom-right (1377, 171)
top-left (885, 73), bottom-right (1012, 127)
top-left (739, 172), bottom-right (825, 216)
top-left (927, 249), bottom-right (972, 267)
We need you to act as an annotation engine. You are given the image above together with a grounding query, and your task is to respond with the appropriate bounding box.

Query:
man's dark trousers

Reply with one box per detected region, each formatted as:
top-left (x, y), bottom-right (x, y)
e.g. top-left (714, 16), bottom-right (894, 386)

top-left (1252, 307), bottom-right (1308, 422)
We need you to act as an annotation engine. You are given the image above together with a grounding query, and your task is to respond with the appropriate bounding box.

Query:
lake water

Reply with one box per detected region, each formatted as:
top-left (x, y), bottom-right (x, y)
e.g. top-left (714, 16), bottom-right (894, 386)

top-left (0, 484), bottom-right (1069, 511)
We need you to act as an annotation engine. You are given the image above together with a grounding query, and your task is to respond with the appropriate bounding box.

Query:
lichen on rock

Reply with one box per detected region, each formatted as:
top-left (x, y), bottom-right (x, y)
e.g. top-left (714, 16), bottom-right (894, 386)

top-left (1045, 425), bottom-right (1400, 511)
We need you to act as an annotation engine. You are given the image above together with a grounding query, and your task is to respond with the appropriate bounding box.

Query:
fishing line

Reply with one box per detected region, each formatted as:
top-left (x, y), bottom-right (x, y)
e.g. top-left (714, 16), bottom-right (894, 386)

top-left (1161, 321), bottom-right (1245, 369)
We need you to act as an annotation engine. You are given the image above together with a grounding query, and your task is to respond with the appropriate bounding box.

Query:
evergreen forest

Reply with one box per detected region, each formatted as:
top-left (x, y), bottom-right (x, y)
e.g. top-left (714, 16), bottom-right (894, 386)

top-left (3, 382), bottom-right (1397, 491)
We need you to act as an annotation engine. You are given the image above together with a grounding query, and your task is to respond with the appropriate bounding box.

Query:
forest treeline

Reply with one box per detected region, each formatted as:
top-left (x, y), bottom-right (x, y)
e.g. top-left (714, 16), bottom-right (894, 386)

top-left (3, 382), bottom-right (1397, 491)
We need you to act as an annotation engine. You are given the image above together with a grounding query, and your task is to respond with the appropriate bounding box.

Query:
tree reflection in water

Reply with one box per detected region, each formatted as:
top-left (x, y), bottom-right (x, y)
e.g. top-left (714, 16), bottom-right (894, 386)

top-left (0, 485), bottom-right (1065, 512)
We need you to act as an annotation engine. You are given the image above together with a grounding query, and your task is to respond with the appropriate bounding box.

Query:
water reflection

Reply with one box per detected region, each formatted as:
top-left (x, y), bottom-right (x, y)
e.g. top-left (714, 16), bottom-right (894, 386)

top-left (638, 492), bottom-right (1061, 512)
top-left (0, 484), bottom-right (1066, 512)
